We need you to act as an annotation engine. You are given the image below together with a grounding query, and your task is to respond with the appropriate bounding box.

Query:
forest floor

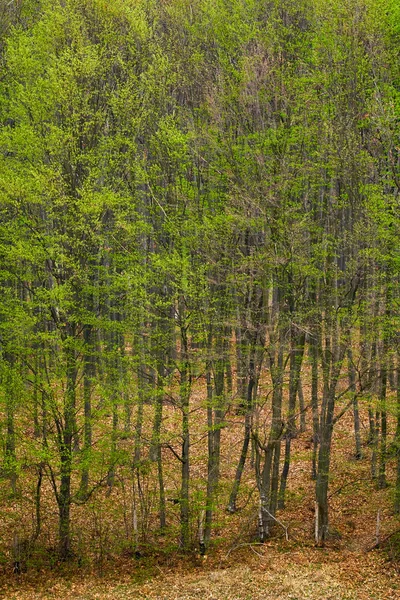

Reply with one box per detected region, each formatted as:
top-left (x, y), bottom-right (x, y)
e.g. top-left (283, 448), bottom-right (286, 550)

top-left (2, 429), bottom-right (400, 600)
top-left (1, 542), bottom-right (399, 600)
top-left (1, 387), bottom-right (400, 599)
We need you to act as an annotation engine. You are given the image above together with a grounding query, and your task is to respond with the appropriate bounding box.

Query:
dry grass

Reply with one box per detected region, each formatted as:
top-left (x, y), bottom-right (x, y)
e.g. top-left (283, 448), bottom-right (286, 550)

top-left (2, 545), bottom-right (399, 599)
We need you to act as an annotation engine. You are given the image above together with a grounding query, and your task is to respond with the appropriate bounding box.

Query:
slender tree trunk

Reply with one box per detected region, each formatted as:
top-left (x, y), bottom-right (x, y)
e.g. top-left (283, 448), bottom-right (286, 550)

top-left (228, 282), bottom-right (266, 511)
top-left (79, 325), bottom-right (94, 498)
top-left (298, 377), bottom-right (306, 433)
top-left (394, 355), bottom-right (400, 513)
top-left (58, 340), bottom-right (77, 559)
top-left (134, 377), bottom-right (145, 466)
top-left (179, 305), bottom-right (192, 549)
top-left (151, 362), bottom-right (166, 530)
top-left (157, 445), bottom-right (166, 531)
top-left (204, 360), bottom-right (214, 547)
top-left (235, 320), bottom-right (247, 408)
top-left (33, 350), bottom-right (41, 439)
top-left (258, 332), bottom-right (284, 540)
top-left (279, 331), bottom-right (305, 509)
top-left (378, 357), bottom-right (388, 489)
top-left (315, 417), bottom-right (333, 544)
top-left (5, 382), bottom-right (17, 495)
top-left (34, 464), bottom-right (43, 541)
top-left (227, 357), bottom-right (254, 513)
top-left (204, 331), bottom-right (225, 548)
top-left (378, 284), bottom-right (391, 488)
top-left (133, 325), bottom-right (148, 465)
top-left (315, 337), bottom-right (348, 544)
top-left (310, 333), bottom-right (320, 480)
top-left (150, 367), bottom-right (163, 463)
top-left (348, 348), bottom-right (362, 460)
top-left (371, 411), bottom-right (379, 481)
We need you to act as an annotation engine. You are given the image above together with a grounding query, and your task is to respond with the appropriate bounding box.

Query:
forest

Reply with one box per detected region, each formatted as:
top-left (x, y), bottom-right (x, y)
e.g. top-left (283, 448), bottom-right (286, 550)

top-left (0, 0), bottom-right (399, 595)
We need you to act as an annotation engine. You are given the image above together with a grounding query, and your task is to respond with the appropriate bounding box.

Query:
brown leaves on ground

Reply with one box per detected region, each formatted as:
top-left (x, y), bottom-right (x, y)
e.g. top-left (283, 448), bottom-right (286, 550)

top-left (2, 390), bottom-right (399, 599)
top-left (1, 545), bottom-right (398, 600)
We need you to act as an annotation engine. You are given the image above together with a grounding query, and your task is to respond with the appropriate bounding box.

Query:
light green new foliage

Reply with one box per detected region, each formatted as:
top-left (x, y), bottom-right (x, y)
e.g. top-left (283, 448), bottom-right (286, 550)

top-left (0, 0), bottom-right (399, 560)
top-left (0, 0), bottom-right (152, 551)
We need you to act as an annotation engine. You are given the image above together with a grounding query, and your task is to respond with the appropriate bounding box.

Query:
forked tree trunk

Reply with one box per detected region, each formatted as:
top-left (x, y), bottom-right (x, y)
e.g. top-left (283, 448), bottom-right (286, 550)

top-left (257, 335), bottom-right (284, 541)
top-left (315, 330), bottom-right (350, 544)
top-left (227, 366), bottom-right (254, 513)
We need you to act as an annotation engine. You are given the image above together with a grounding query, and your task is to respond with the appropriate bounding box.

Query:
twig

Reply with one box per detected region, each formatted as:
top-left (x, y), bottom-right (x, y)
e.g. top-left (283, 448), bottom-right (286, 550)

top-left (165, 443), bottom-right (183, 463)
top-left (249, 544), bottom-right (264, 557)
top-left (261, 507), bottom-right (289, 541)
top-left (328, 477), bottom-right (370, 500)
top-left (225, 542), bottom-right (264, 559)
top-left (368, 528), bottom-right (400, 551)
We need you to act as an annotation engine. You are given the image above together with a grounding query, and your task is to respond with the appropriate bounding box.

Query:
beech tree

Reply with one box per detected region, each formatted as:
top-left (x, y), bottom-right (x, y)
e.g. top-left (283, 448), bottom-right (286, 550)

top-left (0, 0), bottom-right (398, 562)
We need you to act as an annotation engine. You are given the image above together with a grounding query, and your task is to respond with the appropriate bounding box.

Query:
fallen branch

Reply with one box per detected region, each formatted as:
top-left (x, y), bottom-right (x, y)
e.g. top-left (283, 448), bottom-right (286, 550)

top-left (261, 506), bottom-right (289, 541)
top-left (328, 477), bottom-right (370, 500)
top-left (367, 528), bottom-right (400, 551)
top-left (225, 542), bottom-right (264, 559)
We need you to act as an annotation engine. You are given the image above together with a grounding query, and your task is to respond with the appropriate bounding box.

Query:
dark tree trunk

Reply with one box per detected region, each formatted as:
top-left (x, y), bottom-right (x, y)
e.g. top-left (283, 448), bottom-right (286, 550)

top-left (58, 339), bottom-right (77, 559)
top-left (348, 348), bottom-right (362, 460)
top-left (79, 324), bottom-right (94, 498)
top-left (395, 356), bottom-right (400, 513)
top-left (279, 331), bottom-right (305, 509)
top-left (298, 377), bottom-right (306, 433)
top-left (378, 357), bottom-right (388, 489)
top-left (204, 330), bottom-right (226, 548)
top-left (227, 360), bottom-right (254, 513)
top-left (310, 332), bottom-right (320, 480)
top-left (257, 332), bottom-right (284, 541)
top-left (179, 315), bottom-right (191, 549)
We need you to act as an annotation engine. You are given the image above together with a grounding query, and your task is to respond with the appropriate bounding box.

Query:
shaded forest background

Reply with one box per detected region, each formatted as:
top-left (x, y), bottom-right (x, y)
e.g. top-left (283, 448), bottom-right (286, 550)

top-left (0, 0), bottom-right (399, 569)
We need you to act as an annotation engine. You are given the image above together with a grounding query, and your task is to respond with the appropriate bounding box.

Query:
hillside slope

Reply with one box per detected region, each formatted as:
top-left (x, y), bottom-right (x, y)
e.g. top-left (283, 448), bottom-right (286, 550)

top-left (2, 545), bottom-right (399, 600)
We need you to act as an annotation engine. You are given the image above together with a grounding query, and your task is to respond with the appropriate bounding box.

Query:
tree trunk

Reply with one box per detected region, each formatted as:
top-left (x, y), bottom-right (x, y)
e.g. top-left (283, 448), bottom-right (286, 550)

top-left (79, 324), bottom-right (94, 498)
top-left (180, 316), bottom-right (191, 549)
top-left (378, 357), bottom-right (388, 489)
top-left (204, 331), bottom-right (225, 548)
top-left (315, 336), bottom-right (348, 544)
top-left (227, 360), bottom-right (254, 513)
top-left (348, 348), bottom-right (362, 460)
top-left (258, 335), bottom-right (284, 540)
top-left (279, 331), bottom-right (305, 509)
top-left (394, 356), bottom-right (400, 513)
top-left (3, 353), bottom-right (17, 495)
top-left (298, 377), bottom-right (306, 433)
top-left (58, 341), bottom-right (77, 559)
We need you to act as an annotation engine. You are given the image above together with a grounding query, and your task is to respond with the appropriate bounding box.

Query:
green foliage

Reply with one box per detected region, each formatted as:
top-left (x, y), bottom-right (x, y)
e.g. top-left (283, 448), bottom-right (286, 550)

top-left (0, 0), bottom-right (398, 563)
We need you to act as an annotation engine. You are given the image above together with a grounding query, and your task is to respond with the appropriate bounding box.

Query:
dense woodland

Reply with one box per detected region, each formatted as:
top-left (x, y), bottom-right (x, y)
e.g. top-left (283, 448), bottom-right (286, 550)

top-left (0, 0), bottom-right (399, 569)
